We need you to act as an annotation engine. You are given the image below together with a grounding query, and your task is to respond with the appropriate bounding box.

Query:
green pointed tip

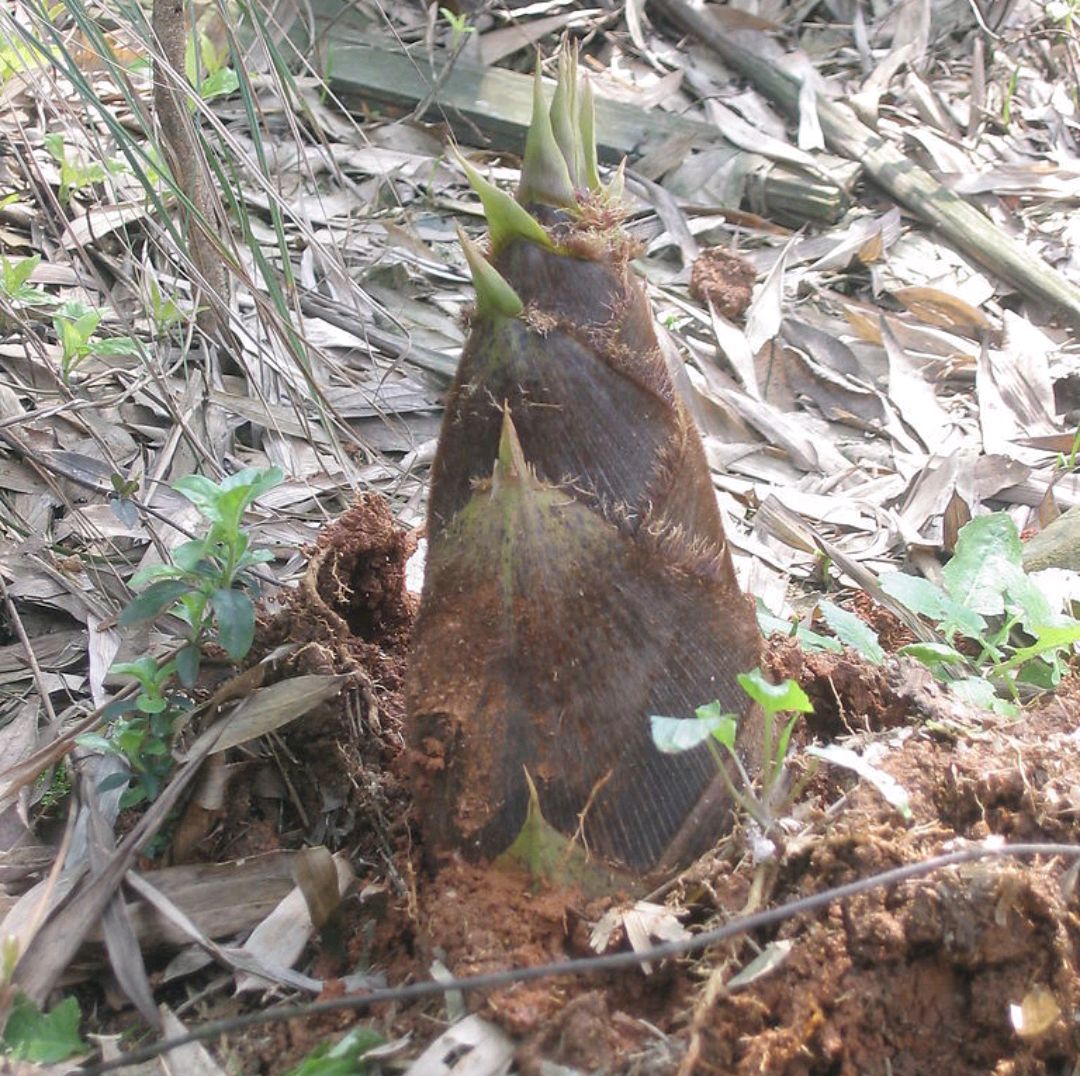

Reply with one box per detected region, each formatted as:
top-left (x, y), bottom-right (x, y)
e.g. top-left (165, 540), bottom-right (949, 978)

top-left (549, 48), bottom-right (580, 187)
top-left (454, 148), bottom-right (553, 253)
top-left (456, 224), bottom-right (523, 319)
top-left (495, 407), bottom-right (529, 484)
top-left (579, 76), bottom-right (601, 192)
top-left (605, 157), bottom-right (626, 202)
top-left (495, 767), bottom-right (634, 895)
top-left (518, 58), bottom-right (576, 209)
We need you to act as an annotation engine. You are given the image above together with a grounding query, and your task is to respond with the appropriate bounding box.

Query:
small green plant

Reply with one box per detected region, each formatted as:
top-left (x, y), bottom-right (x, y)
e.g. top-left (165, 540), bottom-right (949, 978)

top-left (121, 466), bottom-right (283, 669)
top-left (440, 7), bottom-right (475, 50)
top-left (283, 1026), bottom-right (384, 1076)
top-left (79, 657), bottom-right (190, 807)
top-left (0, 255), bottom-right (52, 306)
top-left (184, 28), bottom-right (239, 102)
top-left (1054, 426), bottom-right (1080, 472)
top-left (651, 668), bottom-right (813, 836)
top-left (1, 992), bottom-right (86, 1064)
top-left (145, 275), bottom-right (185, 332)
top-left (52, 300), bottom-right (140, 381)
top-left (34, 761), bottom-right (72, 812)
top-left (43, 133), bottom-right (126, 205)
top-left (777, 513), bottom-right (1080, 715)
top-left (79, 466), bottom-right (283, 806)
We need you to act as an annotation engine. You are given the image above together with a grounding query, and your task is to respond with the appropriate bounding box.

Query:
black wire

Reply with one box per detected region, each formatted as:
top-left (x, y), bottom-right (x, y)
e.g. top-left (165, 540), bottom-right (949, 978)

top-left (79, 841), bottom-right (1080, 1074)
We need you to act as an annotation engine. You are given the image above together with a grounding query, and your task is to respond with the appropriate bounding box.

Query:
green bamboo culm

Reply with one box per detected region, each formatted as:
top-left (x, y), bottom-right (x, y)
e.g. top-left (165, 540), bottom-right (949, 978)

top-left (407, 46), bottom-right (763, 884)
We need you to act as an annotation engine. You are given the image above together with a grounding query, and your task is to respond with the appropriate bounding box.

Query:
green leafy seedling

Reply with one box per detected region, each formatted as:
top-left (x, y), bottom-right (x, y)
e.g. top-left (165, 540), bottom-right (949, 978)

top-left (284, 1026), bottom-right (385, 1076)
top-left (121, 466), bottom-right (282, 669)
top-left (146, 275), bottom-right (184, 332)
top-left (0, 255), bottom-right (52, 306)
top-left (184, 28), bottom-right (239, 102)
top-left (651, 669), bottom-right (813, 835)
top-left (83, 467), bottom-right (282, 806)
top-left (1, 993), bottom-right (87, 1064)
top-left (44, 133), bottom-right (126, 205)
top-left (440, 7), bottom-right (475, 50)
top-left (78, 668), bottom-right (186, 808)
top-left (52, 300), bottom-right (139, 381)
top-left (818, 513), bottom-right (1080, 710)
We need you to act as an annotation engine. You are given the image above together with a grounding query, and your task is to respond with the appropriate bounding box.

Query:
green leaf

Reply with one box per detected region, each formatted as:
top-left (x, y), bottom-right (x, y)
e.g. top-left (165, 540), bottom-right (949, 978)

top-left (136, 694), bottom-right (167, 715)
top-left (693, 701), bottom-right (738, 749)
top-left (215, 484), bottom-right (256, 536)
top-left (119, 783), bottom-right (148, 809)
top-left (75, 732), bottom-right (118, 755)
top-left (948, 676), bottom-right (1019, 717)
top-left (172, 474), bottom-right (226, 521)
top-left (1000, 563), bottom-right (1055, 631)
top-left (942, 512), bottom-right (1022, 616)
top-left (4, 254), bottom-right (39, 291)
top-left (650, 714), bottom-right (713, 753)
top-left (220, 465), bottom-right (284, 499)
top-left (97, 771), bottom-right (132, 793)
top-left (878, 572), bottom-right (985, 639)
top-left (43, 132), bottom-right (65, 162)
top-left (172, 539), bottom-right (209, 573)
top-left (1, 993), bottom-right (86, 1063)
top-left (90, 336), bottom-right (140, 357)
top-left (212, 587), bottom-right (255, 659)
top-left (200, 66), bottom-right (238, 99)
top-left (896, 641), bottom-right (967, 669)
top-left (817, 601), bottom-right (884, 665)
top-left (991, 622), bottom-right (1080, 675)
top-left (128, 563), bottom-right (187, 588)
top-left (175, 643), bottom-right (201, 688)
top-left (119, 578), bottom-right (191, 625)
top-left (1015, 656), bottom-right (1060, 690)
top-left (283, 1026), bottom-right (385, 1076)
top-left (756, 602), bottom-right (841, 652)
top-left (72, 309), bottom-right (102, 340)
top-left (736, 668), bottom-right (813, 717)
top-left (111, 654), bottom-right (162, 686)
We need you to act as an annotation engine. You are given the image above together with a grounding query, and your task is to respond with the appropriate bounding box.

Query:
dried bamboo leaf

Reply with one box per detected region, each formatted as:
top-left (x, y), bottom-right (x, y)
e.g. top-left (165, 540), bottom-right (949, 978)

top-left (187, 674), bottom-right (348, 758)
top-left (235, 851), bottom-right (354, 993)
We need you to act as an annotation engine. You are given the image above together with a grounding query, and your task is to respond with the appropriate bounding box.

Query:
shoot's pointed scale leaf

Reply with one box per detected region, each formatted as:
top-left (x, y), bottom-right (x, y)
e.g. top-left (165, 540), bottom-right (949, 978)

top-left (518, 59), bottom-right (576, 209)
top-left (456, 224), bottom-right (523, 319)
top-left (454, 149), bottom-right (553, 253)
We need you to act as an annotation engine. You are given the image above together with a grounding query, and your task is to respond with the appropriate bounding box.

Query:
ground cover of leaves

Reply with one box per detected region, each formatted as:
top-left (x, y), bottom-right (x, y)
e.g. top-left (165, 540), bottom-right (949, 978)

top-left (3, 0), bottom-right (1080, 1070)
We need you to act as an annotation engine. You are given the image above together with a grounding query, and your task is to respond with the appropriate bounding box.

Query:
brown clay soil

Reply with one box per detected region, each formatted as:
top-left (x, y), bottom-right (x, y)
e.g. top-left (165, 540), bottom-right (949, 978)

top-left (204, 507), bottom-right (1080, 1075)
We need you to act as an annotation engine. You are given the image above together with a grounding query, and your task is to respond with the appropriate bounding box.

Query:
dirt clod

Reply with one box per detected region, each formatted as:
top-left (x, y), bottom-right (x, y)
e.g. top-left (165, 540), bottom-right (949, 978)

top-left (689, 246), bottom-right (757, 319)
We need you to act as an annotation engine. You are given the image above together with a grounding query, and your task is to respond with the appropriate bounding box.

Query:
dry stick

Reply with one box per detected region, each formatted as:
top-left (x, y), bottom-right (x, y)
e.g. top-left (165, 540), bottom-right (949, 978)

top-left (78, 840), bottom-right (1080, 1074)
top-left (652, 0), bottom-right (1080, 328)
top-left (151, 0), bottom-right (230, 338)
